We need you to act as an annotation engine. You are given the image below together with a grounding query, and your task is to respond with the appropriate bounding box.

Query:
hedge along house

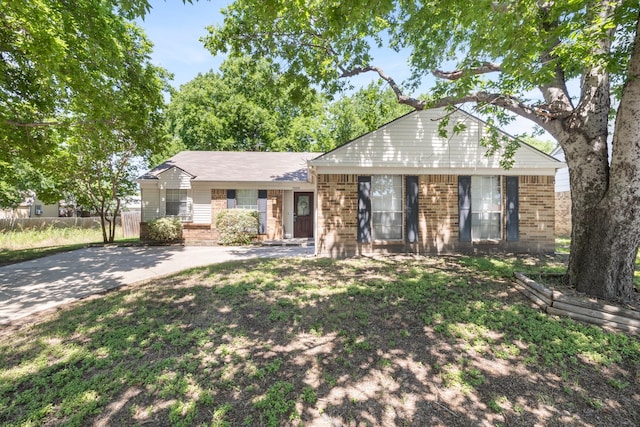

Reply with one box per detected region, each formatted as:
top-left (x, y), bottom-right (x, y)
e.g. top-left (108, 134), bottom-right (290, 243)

top-left (138, 151), bottom-right (321, 243)
top-left (308, 108), bottom-right (563, 257)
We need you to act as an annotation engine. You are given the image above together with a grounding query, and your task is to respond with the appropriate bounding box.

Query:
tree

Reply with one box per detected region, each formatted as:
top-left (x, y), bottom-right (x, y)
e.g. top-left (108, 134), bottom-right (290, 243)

top-left (165, 56), bottom-right (330, 154)
top-left (57, 24), bottom-right (166, 243)
top-left (0, 0), bottom-right (166, 207)
top-left (205, 0), bottom-right (640, 301)
top-left (1, 1), bottom-right (168, 242)
top-left (519, 136), bottom-right (557, 155)
top-left (325, 81), bottom-right (412, 146)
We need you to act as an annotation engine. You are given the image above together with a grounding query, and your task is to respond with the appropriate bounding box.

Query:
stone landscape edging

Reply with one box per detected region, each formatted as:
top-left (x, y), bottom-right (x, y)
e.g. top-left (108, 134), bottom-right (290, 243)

top-left (513, 272), bottom-right (639, 335)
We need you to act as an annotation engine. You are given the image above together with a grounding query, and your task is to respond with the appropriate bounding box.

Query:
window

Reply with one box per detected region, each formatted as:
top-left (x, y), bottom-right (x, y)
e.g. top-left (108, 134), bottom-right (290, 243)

top-left (372, 175), bottom-right (403, 240)
top-left (166, 189), bottom-right (189, 220)
top-left (236, 189), bottom-right (258, 210)
top-left (471, 176), bottom-right (501, 240)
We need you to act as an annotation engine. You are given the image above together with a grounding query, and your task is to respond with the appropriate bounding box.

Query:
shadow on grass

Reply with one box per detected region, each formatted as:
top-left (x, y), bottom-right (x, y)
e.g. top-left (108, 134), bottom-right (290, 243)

top-left (1, 256), bottom-right (638, 427)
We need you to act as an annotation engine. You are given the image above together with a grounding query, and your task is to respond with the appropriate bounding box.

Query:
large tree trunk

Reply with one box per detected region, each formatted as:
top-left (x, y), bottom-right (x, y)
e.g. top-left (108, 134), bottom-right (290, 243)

top-left (564, 14), bottom-right (640, 302)
top-left (569, 207), bottom-right (639, 301)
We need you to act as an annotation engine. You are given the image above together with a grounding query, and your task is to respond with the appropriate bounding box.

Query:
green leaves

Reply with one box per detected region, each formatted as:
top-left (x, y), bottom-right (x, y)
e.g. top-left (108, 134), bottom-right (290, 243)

top-left (165, 56), bottom-right (327, 153)
top-left (0, 0), bottom-right (167, 211)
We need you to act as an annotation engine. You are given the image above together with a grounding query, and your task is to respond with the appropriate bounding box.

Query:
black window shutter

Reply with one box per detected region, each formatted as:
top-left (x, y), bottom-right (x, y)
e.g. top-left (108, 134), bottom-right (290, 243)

top-left (458, 176), bottom-right (472, 242)
top-left (258, 190), bottom-right (268, 235)
top-left (506, 176), bottom-right (519, 241)
top-left (226, 190), bottom-right (236, 209)
top-left (405, 176), bottom-right (419, 243)
top-left (358, 176), bottom-right (372, 243)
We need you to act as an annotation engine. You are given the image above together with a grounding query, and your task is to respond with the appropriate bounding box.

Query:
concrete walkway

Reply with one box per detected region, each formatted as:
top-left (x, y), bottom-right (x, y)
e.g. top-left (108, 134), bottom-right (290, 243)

top-left (0, 245), bottom-right (314, 325)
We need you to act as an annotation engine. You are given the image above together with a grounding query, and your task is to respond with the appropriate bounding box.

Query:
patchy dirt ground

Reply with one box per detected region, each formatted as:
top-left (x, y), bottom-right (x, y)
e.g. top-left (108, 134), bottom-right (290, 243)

top-left (1, 255), bottom-right (639, 426)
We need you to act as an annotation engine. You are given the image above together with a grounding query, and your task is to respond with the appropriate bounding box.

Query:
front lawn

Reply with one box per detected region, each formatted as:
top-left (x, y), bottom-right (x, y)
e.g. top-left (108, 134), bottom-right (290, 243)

top-left (1, 255), bottom-right (639, 426)
top-left (0, 226), bottom-right (134, 266)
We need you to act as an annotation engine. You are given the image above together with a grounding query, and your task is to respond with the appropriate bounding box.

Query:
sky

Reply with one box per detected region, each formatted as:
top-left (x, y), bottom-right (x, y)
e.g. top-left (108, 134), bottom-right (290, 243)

top-left (137, 1), bottom-right (227, 88)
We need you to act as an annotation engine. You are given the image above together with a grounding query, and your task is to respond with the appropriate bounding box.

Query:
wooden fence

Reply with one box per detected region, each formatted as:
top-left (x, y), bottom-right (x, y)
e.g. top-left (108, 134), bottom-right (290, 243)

top-left (0, 212), bottom-right (142, 238)
top-left (121, 211), bottom-right (141, 238)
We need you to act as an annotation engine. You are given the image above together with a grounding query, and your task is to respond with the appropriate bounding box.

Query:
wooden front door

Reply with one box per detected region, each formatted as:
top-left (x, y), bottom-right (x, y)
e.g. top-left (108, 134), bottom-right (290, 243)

top-left (293, 192), bottom-right (313, 238)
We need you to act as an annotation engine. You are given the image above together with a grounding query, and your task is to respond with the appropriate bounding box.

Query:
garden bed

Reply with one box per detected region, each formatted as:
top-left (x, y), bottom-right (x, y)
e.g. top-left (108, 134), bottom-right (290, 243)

top-left (514, 272), bottom-right (640, 334)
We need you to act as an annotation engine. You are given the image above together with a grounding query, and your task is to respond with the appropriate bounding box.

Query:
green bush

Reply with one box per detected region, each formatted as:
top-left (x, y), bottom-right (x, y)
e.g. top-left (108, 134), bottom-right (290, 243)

top-left (215, 209), bottom-right (259, 245)
top-left (147, 217), bottom-right (183, 242)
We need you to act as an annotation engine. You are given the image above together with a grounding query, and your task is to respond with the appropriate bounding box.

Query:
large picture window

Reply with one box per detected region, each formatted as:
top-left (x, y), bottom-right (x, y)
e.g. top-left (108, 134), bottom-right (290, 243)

top-left (166, 189), bottom-right (189, 220)
top-left (471, 176), bottom-right (501, 240)
top-left (372, 175), bottom-right (403, 240)
top-left (236, 189), bottom-right (258, 210)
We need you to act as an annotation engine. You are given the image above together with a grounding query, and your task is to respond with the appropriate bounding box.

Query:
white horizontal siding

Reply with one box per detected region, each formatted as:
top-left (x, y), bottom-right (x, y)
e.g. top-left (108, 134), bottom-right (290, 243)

top-left (158, 167), bottom-right (192, 190)
top-left (140, 186), bottom-right (161, 222)
top-left (312, 108), bottom-right (560, 173)
top-left (551, 147), bottom-right (570, 192)
top-left (192, 188), bottom-right (212, 224)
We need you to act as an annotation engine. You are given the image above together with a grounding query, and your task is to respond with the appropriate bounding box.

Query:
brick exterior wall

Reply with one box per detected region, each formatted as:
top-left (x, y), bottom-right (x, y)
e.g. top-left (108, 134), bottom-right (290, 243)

top-left (316, 174), bottom-right (359, 257)
top-left (266, 190), bottom-right (283, 240)
top-left (555, 191), bottom-right (571, 236)
top-left (182, 223), bottom-right (213, 245)
top-left (210, 189), bottom-right (227, 242)
top-left (418, 175), bottom-right (458, 253)
top-left (516, 176), bottom-right (556, 252)
top-left (316, 173), bottom-right (556, 257)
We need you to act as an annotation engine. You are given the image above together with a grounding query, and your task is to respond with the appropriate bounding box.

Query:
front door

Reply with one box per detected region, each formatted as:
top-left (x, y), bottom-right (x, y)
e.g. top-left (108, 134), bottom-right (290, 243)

top-left (293, 192), bottom-right (313, 238)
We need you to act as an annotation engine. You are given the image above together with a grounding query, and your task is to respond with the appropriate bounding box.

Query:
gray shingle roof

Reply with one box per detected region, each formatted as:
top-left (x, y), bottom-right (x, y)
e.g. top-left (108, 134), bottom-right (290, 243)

top-left (139, 151), bottom-right (322, 182)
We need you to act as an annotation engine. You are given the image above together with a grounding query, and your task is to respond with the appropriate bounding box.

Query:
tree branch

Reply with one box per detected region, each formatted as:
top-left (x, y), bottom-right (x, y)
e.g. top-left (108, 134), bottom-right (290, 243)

top-left (4, 120), bottom-right (64, 128)
top-left (5, 118), bottom-right (118, 128)
top-left (340, 65), bottom-right (427, 110)
top-left (432, 62), bottom-right (502, 80)
top-left (429, 91), bottom-right (565, 129)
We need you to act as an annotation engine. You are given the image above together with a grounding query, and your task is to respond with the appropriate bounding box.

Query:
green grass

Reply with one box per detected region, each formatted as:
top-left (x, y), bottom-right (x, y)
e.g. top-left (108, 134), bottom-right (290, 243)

top-left (1, 255), bottom-right (638, 426)
top-left (0, 226), bottom-right (136, 265)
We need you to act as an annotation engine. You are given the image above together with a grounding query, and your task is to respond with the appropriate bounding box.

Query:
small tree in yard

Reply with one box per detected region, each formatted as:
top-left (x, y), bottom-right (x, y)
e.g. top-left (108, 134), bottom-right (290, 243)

top-left (215, 209), bottom-right (259, 245)
top-left (46, 24), bottom-right (166, 244)
top-left (207, 0), bottom-right (640, 301)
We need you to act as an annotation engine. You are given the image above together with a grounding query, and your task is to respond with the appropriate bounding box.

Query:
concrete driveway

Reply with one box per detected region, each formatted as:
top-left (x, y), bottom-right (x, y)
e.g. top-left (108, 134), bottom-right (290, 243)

top-left (0, 245), bottom-right (314, 325)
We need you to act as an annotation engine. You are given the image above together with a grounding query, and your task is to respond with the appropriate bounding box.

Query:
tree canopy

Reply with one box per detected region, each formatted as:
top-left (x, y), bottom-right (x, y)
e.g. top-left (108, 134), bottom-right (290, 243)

top-left (0, 0), bottom-right (167, 207)
top-left (165, 56), bottom-right (328, 153)
top-left (164, 58), bottom-right (411, 157)
top-left (205, 0), bottom-right (640, 301)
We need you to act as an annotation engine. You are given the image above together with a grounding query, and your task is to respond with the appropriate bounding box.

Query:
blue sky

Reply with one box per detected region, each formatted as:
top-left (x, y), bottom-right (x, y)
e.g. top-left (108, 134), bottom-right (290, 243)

top-left (138, 1), bottom-right (227, 88)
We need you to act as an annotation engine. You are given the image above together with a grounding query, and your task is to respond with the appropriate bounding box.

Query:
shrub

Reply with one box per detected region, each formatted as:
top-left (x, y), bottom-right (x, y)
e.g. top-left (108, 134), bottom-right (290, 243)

top-left (147, 217), bottom-right (182, 242)
top-left (215, 209), bottom-right (259, 245)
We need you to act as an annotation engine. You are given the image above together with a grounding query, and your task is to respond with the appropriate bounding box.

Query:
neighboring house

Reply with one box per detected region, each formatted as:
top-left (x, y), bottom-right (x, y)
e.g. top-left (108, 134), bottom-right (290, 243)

top-left (0, 196), bottom-right (69, 219)
top-left (139, 107), bottom-right (563, 255)
top-left (551, 145), bottom-right (571, 236)
top-left (138, 151), bottom-right (321, 243)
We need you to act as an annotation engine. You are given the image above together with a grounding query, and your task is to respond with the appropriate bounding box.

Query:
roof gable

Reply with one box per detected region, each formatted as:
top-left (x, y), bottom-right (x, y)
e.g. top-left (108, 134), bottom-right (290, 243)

top-left (311, 108), bottom-right (561, 173)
